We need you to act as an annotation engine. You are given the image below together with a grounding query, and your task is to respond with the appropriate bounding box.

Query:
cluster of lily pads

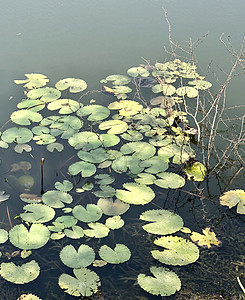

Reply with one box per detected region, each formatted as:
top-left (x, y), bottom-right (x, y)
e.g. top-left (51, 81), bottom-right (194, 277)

top-left (0, 60), bottom-right (221, 298)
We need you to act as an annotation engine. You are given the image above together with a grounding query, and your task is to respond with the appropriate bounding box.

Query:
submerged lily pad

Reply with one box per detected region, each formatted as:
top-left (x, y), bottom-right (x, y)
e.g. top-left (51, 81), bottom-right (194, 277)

top-left (60, 244), bottom-right (95, 268)
top-left (97, 198), bottom-right (130, 216)
top-left (14, 73), bottom-right (49, 89)
top-left (0, 260), bottom-right (40, 284)
top-left (0, 191), bottom-right (10, 202)
top-left (140, 209), bottom-right (184, 235)
top-left (9, 224), bottom-right (50, 250)
top-left (219, 189), bottom-right (245, 214)
top-left (137, 266), bottom-right (181, 296)
top-left (99, 244), bottom-right (131, 264)
top-left (152, 236), bottom-right (199, 265)
top-left (55, 78), bottom-right (87, 93)
top-left (59, 268), bottom-right (101, 297)
top-left (116, 183), bottom-right (155, 205)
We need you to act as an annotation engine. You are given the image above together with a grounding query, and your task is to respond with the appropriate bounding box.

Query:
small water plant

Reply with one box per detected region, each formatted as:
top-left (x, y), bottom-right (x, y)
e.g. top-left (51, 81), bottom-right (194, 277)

top-left (0, 59), bottom-right (224, 298)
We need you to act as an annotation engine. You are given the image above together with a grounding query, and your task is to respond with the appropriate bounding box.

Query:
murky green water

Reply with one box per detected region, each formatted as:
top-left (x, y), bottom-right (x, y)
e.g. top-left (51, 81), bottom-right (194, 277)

top-left (0, 1), bottom-right (244, 299)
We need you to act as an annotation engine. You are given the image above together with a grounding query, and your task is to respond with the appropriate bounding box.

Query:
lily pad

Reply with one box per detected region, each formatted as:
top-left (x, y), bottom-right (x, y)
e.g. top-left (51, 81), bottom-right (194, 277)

top-left (1, 127), bottom-right (33, 144)
top-left (64, 226), bottom-right (84, 239)
top-left (99, 120), bottom-right (128, 134)
top-left (116, 183), bottom-right (155, 205)
top-left (97, 198), bottom-right (130, 216)
top-left (152, 83), bottom-right (176, 96)
top-left (219, 189), bottom-right (245, 214)
top-left (60, 244), bottom-right (95, 268)
top-left (46, 142), bottom-right (64, 152)
top-left (134, 173), bottom-right (156, 185)
top-left (190, 227), bottom-right (222, 248)
top-left (152, 236), bottom-right (199, 265)
top-left (137, 266), bottom-right (181, 296)
top-left (33, 133), bottom-right (56, 145)
top-left (72, 204), bottom-right (103, 223)
top-left (127, 66), bottom-right (149, 77)
top-left (188, 79), bottom-right (212, 90)
top-left (176, 86), bottom-right (198, 98)
top-left (68, 131), bottom-right (101, 150)
top-left (83, 223), bottom-right (110, 238)
top-left (140, 209), bottom-right (184, 235)
top-left (183, 161), bottom-right (206, 181)
top-left (120, 142), bottom-right (156, 160)
top-left (68, 161), bottom-right (96, 177)
top-left (99, 244), bottom-right (131, 264)
top-left (14, 73), bottom-right (49, 89)
top-left (100, 133), bottom-right (120, 147)
top-left (9, 224), bottom-right (50, 250)
top-left (47, 99), bottom-right (80, 114)
top-left (11, 110), bottom-right (43, 125)
top-left (121, 130), bottom-right (143, 141)
top-left (0, 229), bottom-right (8, 244)
top-left (55, 180), bottom-right (73, 192)
top-left (154, 172), bottom-right (185, 189)
top-left (77, 105), bottom-right (110, 121)
top-left (14, 144), bottom-right (32, 153)
top-left (105, 216), bottom-right (124, 229)
top-left (54, 215), bottom-right (78, 228)
top-left (139, 157), bottom-right (169, 174)
top-left (42, 190), bottom-right (73, 208)
top-left (55, 78), bottom-right (87, 93)
top-left (0, 190), bottom-right (10, 202)
top-left (17, 294), bottom-right (41, 300)
top-left (27, 87), bottom-right (61, 102)
top-left (108, 100), bottom-right (143, 117)
top-left (17, 99), bottom-right (46, 112)
top-left (0, 260), bottom-right (40, 284)
top-left (59, 268), bottom-right (101, 297)
top-left (104, 74), bottom-right (131, 85)
top-left (77, 148), bottom-right (110, 164)
top-left (20, 204), bottom-right (55, 223)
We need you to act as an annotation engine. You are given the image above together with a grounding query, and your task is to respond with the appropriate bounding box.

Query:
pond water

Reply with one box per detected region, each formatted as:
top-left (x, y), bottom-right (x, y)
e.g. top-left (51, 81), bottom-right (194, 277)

top-left (0, 1), bottom-right (245, 299)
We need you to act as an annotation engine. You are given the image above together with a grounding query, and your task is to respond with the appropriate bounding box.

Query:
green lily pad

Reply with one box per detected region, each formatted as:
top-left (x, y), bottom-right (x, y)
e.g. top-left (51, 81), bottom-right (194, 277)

top-left (42, 190), bottom-right (73, 208)
top-left (47, 99), bottom-right (80, 114)
top-left (176, 86), bottom-right (198, 98)
top-left (33, 133), bottom-right (56, 145)
top-left (188, 79), bottom-right (212, 90)
top-left (152, 84), bottom-right (176, 96)
top-left (99, 244), bottom-right (131, 264)
top-left (32, 126), bottom-right (50, 135)
top-left (77, 105), bottom-right (110, 121)
top-left (111, 156), bottom-right (144, 174)
top-left (59, 268), bottom-right (101, 297)
top-left (64, 226), bottom-right (84, 239)
top-left (116, 183), bottom-right (155, 205)
top-left (54, 215), bottom-right (77, 228)
top-left (121, 130), bottom-right (143, 141)
top-left (60, 244), bottom-right (95, 268)
top-left (108, 100), bottom-right (143, 117)
top-left (140, 209), bottom-right (184, 235)
top-left (55, 78), bottom-right (87, 93)
top-left (0, 229), bottom-right (8, 244)
top-left (158, 143), bottom-right (194, 164)
top-left (73, 204), bottom-right (103, 223)
top-left (100, 133), bottom-right (120, 147)
top-left (154, 172), bottom-right (185, 189)
top-left (55, 180), bottom-right (73, 192)
top-left (9, 224), bottom-right (50, 250)
top-left (95, 174), bottom-right (115, 185)
top-left (139, 157), bottom-right (169, 174)
top-left (68, 161), bottom-right (96, 177)
top-left (97, 198), bottom-right (130, 216)
top-left (77, 148), bottom-right (110, 164)
top-left (27, 87), bottom-right (61, 102)
top-left (152, 236), bottom-right (199, 265)
top-left (1, 127), bottom-right (33, 144)
top-left (183, 161), bottom-right (206, 181)
top-left (120, 142), bottom-right (156, 160)
top-left (127, 66), bottom-right (149, 77)
top-left (0, 260), bottom-right (40, 284)
top-left (20, 204), bottom-right (55, 223)
top-left (104, 74), bottom-right (131, 85)
top-left (220, 189), bottom-right (245, 214)
top-left (99, 120), bottom-right (128, 134)
top-left (137, 266), bottom-right (181, 296)
top-left (134, 173), bottom-right (156, 185)
top-left (83, 223), bottom-right (110, 238)
top-left (17, 99), bottom-right (46, 111)
top-left (105, 216), bottom-right (124, 229)
top-left (14, 73), bottom-right (49, 89)
top-left (68, 131), bottom-right (101, 150)
top-left (93, 185), bottom-right (116, 198)
top-left (46, 142), bottom-right (64, 152)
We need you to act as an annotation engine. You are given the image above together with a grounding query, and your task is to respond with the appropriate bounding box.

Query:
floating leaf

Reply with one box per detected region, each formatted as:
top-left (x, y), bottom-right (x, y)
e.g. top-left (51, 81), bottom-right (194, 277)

top-left (152, 84), bottom-right (176, 96)
top-left (54, 215), bottom-right (77, 228)
top-left (183, 161), bottom-right (206, 181)
top-left (0, 260), bottom-right (40, 284)
top-left (176, 86), bottom-right (198, 98)
top-left (33, 133), bottom-right (56, 145)
top-left (50, 232), bottom-right (65, 240)
top-left (95, 174), bottom-right (115, 185)
top-left (77, 148), bottom-right (110, 164)
top-left (59, 268), bottom-right (100, 297)
top-left (68, 161), bottom-right (96, 177)
top-left (127, 66), bottom-right (149, 77)
top-left (158, 143), bottom-right (194, 164)
top-left (111, 156), bottom-right (144, 174)
top-left (42, 190), bottom-right (73, 208)
top-left (46, 142), bottom-right (64, 152)
top-left (93, 185), bottom-right (116, 198)
top-left (55, 180), bottom-right (73, 192)
top-left (139, 157), bottom-right (168, 174)
top-left (14, 73), bottom-right (49, 89)
top-left (188, 79), bottom-right (212, 90)
top-left (1, 127), bottom-right (33, 144)
top-left (97, 198), bottom-right (130, 216)
top-left (77, 105), bottom-right (110, 121)
top-left (11, 110), bottom-right (43, 126)
top-left (92, 260), bottom-right (107, 267)
top-left (100, 133), bottom-right (120, 147)
top-left (20, 204), bottom-right (55, 223)
top-left (17, 293), bottom-right (41, 300)
top-left (14, 144), bottom-right (32, 153)
top-left (0, 229), bottom-right (8, 244)
top-left (121, 130), bottom-right (143, 141)
top-left (20, 193), bottom-right (42, 204)
top-left (105, 216), bottom-right (124, 229)
top-left (152, 236), bottom-right (199, 265)
top-left (154, 172), bottom-right (185, 189)
top-left (60, 244), bottom-right (95, 268)
top-left (9, 224), bottom-right (50, 250)
top-left (116, 183), bottom-right (155, 205)
top-left (108, 100), bottom-right (143, 116)
top-left (83, 223), bottom-right (110, 238)
top-left (150, 96), bottom-right (175, 108)
top-left (220, 189), bottom-right (245, 214)
top-left (140, 209), bottom-right (184, 235)
top-left (55, 78), bottom-right (87, 93)
top-left (0, 191), bottom-right (10, 202)
top-left (190, 227), bottom-right (222, 248)
top-left (137, 266), bottom-right (181, 296)
top-left (27, 87), bottom-right (61, 102)
top-left (104, 74), bottom-right (131, 85)
top-left (120, 142), bottom-right (156, 160)
top-left (68, 131), bottom-right (101, 150)
top-left (17, 99), bottom-right (46, 112)
top-left (73, 204), bottom-right (103, 223)
top-left (64, 226), bottom-right (84, 239)
top-left (32, 126), bottom-right (50, 135)
top-left (47, 99), bottom-right (80, 114)
top-left (99, 120), bottom-right (128, 134)
top-left (99, 244), bottom-right (131, 264)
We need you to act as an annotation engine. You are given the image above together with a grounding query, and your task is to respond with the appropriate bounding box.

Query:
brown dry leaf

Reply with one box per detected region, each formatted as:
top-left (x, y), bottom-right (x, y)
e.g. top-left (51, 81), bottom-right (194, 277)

top-left (190, 227), bottom-right (221, 249)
